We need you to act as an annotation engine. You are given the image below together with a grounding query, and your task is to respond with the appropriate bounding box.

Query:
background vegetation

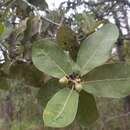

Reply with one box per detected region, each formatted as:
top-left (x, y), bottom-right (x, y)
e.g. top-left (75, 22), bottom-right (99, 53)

top-left (0, 0), bottom-right (130, 130)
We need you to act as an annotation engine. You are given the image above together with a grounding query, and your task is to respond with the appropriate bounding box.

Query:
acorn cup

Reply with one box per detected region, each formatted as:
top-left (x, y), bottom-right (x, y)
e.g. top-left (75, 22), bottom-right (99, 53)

top-left (75, 82), bottom-right (83, 92)
top-left (59, 76), bottom-right (69, 85)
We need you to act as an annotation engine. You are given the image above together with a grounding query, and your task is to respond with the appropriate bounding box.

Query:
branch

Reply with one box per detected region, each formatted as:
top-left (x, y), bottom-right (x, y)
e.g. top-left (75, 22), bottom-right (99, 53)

top-left (21, 0), bottom-right (60, 26)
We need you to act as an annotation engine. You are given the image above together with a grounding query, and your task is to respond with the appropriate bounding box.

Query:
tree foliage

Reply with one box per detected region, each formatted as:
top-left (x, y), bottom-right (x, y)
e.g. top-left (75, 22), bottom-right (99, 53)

top-left (0, 0), bottom-right (130, 129)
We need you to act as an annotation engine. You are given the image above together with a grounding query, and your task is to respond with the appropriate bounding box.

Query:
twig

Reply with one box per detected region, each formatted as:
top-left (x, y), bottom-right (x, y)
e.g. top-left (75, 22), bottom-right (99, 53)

top-left (21, 0), bottom-right (60, 26)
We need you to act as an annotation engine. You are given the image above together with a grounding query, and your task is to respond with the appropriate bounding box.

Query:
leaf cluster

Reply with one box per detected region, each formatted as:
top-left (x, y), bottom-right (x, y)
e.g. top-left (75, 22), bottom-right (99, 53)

top-left (31, 23), bottom-right (129, 128)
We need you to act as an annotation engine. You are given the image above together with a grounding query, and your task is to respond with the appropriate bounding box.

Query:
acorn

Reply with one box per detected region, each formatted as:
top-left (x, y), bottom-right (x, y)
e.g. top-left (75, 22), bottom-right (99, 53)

top-left (75, 83), bottom-right (83, 92)
top-left (59, 76), bottom-right (69, 85)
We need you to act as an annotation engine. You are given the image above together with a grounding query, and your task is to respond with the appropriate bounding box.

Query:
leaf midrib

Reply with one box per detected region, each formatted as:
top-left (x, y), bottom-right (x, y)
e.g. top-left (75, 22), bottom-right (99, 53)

top-left (55, 88), bottom-right (74, 120)
top-left (40, 49), bottom-right (67, 76)
top-left (83, 77), bottom-right (130, 84)
top-left (81, 37), bottom-right (112, 73)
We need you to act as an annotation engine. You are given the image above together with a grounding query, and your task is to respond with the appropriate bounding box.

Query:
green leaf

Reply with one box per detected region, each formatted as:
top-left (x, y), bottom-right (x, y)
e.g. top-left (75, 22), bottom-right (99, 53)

top-left (56, 25), bottom-right (79, 60)
top-left (78, 13), bottom-right (101, 35)
top-left (70, 60), bottom-right (81, 74)
top-left (56, 25), bottom-right (77, 50)
top-left (77, 91), bottom-right (99, 127)
top-left (0, 22), bottom-right (5, 35)
top-left (0, 77), bottom-right (10, 90)
top-left (77, 23), bottom-right (119, 76)
top-left (0, 26), bottom-right (12, 41)
top-left (65, 52), bottom-right (81, 74)
top-left (37, 78), bottom-right (62, 107)
top-left (43, 88), bottom-right (79, 128)
top-left (32, 39), bottom-right (73, 78)
top-left (82, 63), bottom-right (130, 98)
